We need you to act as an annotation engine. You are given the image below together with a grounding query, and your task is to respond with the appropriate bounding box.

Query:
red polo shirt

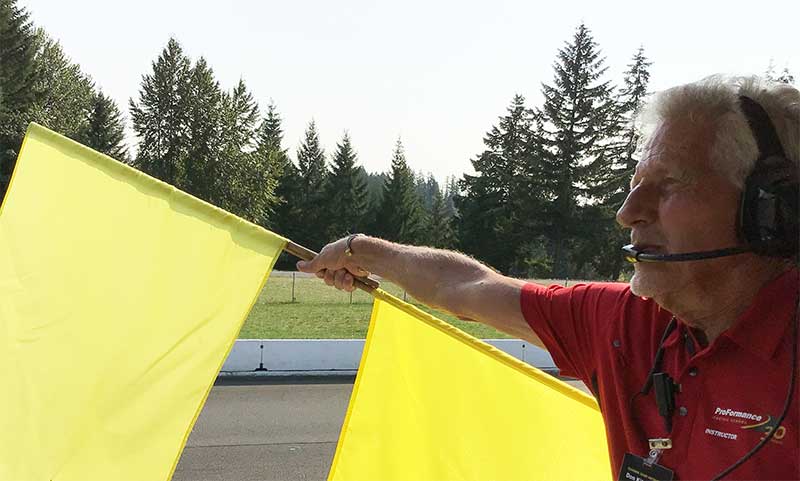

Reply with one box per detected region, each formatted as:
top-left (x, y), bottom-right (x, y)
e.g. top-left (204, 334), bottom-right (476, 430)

top-left (521, 268), bottom-right (799, 480)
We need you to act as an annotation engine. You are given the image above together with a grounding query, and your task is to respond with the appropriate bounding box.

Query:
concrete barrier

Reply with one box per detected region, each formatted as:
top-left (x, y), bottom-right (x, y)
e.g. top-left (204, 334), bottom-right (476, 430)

top-left (221, 339), bottom-right (556, 375)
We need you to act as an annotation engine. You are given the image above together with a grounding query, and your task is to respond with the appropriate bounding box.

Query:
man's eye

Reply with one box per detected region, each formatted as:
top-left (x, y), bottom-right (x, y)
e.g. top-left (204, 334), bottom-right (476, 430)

top-left (661, 178), bottom-right (684, 191)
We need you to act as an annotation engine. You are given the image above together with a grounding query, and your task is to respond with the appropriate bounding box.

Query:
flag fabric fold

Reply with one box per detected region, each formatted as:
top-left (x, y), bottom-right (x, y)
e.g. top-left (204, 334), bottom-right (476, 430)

top-left (0, 123), bottom-right (286, 481)
top-left (329, 288), bottom-right (611, 481)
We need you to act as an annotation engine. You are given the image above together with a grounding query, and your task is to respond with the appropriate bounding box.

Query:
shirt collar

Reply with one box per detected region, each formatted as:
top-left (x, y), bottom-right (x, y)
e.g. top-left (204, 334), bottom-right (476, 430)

top-left (722, 267), bottom-right (798, 361)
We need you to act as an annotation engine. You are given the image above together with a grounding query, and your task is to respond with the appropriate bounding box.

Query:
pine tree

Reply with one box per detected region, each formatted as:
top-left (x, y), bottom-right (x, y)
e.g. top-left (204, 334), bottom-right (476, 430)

top-left (324, 132), bottom-right (369, 238)
top-left (217, 79), bottom-right (278, 225)
top-left (364, 170), bottom-right (387, 205)
top-left (765, 61), bottom-right (795, 85)
top-left (130, 37), bottom-right (191, 187)
top-left (596, 46), bottom-right (651, 207)
top-left (0, 0), bottom-right (38, 198)
top-left (255, 101), bottom-right (289, 185)
top-left (82, 90), bottom-right (128, 161)
top-left (443, 176), bottom-right (459, 218)
top-left (271, 156), bottom-right (304, 269)
top-left (456, 94), bottom-right (542, 273)
top-left (765, 59), bottom-right (777, 82)
top-left (415, 173), bottom-right (441, 211)
top-left (265, 104), bottom-right (305, 260)
top-left (538, 23), bottom-right (617, 278)
top-left (360, 167), bottom-right (384, 234)
top-left (294, 120), bottom-right (329, 248)
top-left (425, 187), bottom-right (455, 248)
top-left (375, 139), bottom-right (425, 244)
top-left (586, 46), bottom-right (652, 280)
top-left (27, 29), bottom-right (95, 140)
top-left (184, 57), bottom-right (222, 203)
top-left (297, 120), bottom-right (327, 194)
top-left (777, 67), bottom-right (795, 85)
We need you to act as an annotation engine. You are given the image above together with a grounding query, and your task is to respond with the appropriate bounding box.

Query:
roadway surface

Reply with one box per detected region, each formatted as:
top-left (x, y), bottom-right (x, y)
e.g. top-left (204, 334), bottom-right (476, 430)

top-left (173, 376), bottom-right (589, 481)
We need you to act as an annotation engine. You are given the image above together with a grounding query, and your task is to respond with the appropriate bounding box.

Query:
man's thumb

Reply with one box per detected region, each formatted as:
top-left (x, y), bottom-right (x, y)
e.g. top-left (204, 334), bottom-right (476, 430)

top-left (296, 259), bottom-right (314, 272)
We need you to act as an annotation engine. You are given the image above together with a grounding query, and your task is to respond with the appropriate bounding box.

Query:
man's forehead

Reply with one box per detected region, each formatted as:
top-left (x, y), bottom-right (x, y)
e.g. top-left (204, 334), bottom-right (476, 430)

top-left (634, 146), bottom-right (691, 174)
top-left (635, 122), bottom-right (712, 174)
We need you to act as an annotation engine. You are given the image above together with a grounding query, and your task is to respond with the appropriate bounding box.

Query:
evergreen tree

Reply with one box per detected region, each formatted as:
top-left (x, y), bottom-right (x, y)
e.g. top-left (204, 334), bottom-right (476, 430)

top-left (269, 111), bottom-right (322, 266)
top-left (82, 90), bottom-right (128, 161)
top-left (443, 176), bottom-right (459, 216)
top-left (27, 29), bottom-right (95, 140)
top-left (270, 151), bottom-right (304, 269)
top-left (415, 173), bottom-right (441, 211)
top-left (777, 67), bottom-right (795, 85)
top-left (364, 170), bottom-right (387, 205)
top-left (272, 159), bottom-right (304, 269)
top-left (217, 79), bottom-right (278, 225)
top-left (324, 132), bottom-right (369, 238)
top-left (184, 57), bottom-right (222, 203)
top-left (425, 187), bottom-right (455, 248)
top-left (360, 167), bottom-right (384, 234)
top-left (130, 37), bottom-right (191, 187)
top-left (375, 138), bottom-right (425, 244)
top-left (0, 0), bottom-right (38, 198)
top-left (765, 59), bottom-right (777, 82)
top-left (587, 46), bottom-right (652, 280)
top-left (538, 23), bottom-right (617, 278)
top-left (594, 46), bottom-right (651, 207)
top-left (456, 94), bottom-right (543, 273)
top-left (765, 61), bottom-right (795, 85)
top-left (255, 101), bottom-right (289, 186)
top-left (297, 120), bottom-right (327, 194)
top-left (294, 120), bottom-right (329, 248)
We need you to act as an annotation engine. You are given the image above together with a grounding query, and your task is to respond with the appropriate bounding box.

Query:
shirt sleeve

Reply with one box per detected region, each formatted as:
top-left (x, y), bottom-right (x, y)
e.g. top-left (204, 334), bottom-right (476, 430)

top-left (519, 281), bottom-right (630, 383)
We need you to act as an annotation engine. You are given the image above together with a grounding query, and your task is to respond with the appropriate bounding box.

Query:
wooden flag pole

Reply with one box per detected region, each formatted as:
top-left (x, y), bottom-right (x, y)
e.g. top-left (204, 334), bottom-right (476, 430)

top-left (283, 240), bottom-right (380, 293)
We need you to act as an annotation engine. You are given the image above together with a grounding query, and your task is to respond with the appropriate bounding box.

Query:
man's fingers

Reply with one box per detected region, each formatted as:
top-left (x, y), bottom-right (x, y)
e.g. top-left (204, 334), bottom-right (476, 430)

top-left (334, 269), bottom-right (348, 290)
top-left (344, 272), bottom-right (356, 292)
top-left (323, 269), bottom-right (336, 286)
top-left (295, 239), bottom-right (369, 289)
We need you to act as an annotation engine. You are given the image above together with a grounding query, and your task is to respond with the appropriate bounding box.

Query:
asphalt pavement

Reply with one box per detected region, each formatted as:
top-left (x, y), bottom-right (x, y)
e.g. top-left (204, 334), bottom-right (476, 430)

top-left (173, 376), bottom-right (589, 481)
top-left (173, 376), bottom-right (354, 481)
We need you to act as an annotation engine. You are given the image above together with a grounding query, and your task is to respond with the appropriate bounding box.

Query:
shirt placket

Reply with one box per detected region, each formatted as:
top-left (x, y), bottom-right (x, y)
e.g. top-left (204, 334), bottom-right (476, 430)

top-left (660, 330), bottom-right (705, 468)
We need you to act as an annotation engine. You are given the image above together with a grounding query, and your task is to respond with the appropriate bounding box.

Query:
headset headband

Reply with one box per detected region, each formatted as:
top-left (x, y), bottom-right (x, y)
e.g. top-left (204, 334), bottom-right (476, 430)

top-left (738, 95), bottom-right (787, 160)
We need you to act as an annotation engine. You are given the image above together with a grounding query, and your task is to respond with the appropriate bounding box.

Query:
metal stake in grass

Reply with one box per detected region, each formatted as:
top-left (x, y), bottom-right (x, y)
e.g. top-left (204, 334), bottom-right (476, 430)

top-left (283, 240), bottom-right (380, 293)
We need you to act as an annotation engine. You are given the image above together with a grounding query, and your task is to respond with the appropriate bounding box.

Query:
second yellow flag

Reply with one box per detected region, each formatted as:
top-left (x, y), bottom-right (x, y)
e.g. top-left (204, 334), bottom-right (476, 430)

top-left (329, 290), bottom-right (611, 481)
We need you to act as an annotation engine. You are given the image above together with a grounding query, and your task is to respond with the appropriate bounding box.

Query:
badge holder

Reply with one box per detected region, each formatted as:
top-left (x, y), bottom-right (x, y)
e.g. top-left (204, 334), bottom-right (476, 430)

top-left (617, 439), bottom-right (675, 481)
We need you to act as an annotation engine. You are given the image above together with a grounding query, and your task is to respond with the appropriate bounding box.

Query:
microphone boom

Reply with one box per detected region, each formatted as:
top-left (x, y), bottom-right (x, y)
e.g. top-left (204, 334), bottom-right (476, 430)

top-left (621, 244), bottom-right (750, 263)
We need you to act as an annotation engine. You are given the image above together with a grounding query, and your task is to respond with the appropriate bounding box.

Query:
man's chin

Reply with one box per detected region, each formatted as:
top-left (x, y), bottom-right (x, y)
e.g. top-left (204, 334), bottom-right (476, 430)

top-left (630, 271), bottom-right (661, 299)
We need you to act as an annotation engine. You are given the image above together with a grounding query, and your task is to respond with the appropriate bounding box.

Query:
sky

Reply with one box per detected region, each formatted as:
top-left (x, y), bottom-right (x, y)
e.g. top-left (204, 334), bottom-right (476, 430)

top-left (19, 0), bottom-right (799, 183)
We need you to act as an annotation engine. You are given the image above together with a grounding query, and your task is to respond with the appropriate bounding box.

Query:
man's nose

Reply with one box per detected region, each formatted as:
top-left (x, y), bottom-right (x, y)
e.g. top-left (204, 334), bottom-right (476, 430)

top-left (616, 183), bottom-right (657, 229)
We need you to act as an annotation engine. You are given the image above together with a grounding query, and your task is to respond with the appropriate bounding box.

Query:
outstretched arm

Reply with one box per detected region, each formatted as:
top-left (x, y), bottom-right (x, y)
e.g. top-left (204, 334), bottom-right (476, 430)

top-left (296, 235), bottom-right (544, 348)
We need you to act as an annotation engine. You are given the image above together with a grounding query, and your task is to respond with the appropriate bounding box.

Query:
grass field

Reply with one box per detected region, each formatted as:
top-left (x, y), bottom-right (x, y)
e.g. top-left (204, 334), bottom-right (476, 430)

top-left (238, 272), bottom-right (579, 339)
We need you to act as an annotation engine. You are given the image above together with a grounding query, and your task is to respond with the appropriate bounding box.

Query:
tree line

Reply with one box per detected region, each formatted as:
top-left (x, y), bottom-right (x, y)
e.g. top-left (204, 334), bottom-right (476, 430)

top-left (1, 0), bottom-right (795, 278)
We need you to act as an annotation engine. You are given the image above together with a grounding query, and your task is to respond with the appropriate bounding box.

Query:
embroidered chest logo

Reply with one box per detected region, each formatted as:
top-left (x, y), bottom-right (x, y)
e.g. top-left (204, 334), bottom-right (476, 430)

top-left (711, 406), bottom-right (788, 445)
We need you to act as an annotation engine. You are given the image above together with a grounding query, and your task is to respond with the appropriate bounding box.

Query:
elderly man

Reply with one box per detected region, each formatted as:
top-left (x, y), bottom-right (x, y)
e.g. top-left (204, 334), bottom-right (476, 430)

top-left (297, 76), bottom-right (799, 480)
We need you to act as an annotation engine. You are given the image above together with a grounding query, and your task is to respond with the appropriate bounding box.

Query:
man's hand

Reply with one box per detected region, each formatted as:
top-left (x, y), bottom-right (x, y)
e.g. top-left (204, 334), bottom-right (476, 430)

top-left (296, 236), bottom-right (371, 292)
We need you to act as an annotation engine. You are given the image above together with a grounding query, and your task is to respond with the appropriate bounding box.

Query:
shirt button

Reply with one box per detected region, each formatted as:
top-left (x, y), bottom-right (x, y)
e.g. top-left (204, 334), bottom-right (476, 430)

top-left (689, 367), bottom-right (698, 377)
top-left (679, 406), bottom-right (688, 416)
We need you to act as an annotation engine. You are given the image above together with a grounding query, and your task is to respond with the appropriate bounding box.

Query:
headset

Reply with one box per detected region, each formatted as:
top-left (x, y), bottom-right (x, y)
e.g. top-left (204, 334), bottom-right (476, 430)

top-left (622, 95), bottom-right (798, 264)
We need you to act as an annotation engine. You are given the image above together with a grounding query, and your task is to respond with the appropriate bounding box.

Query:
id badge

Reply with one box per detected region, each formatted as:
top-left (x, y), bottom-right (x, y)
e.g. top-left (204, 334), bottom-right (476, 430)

top-left (617, 453), bottom-right (675, 481)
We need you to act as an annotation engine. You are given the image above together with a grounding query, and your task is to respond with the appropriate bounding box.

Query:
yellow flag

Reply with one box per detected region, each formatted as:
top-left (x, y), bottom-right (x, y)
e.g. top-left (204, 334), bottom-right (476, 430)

top-left (0, 124), bottom-right (286, 481)
top-left (329, 289), bottom-right (611, 481)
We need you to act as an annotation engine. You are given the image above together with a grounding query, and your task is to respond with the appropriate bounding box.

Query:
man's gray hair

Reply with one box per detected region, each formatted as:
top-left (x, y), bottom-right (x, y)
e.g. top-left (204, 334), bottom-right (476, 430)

top-left (638, 75), bottom-right (799, 188)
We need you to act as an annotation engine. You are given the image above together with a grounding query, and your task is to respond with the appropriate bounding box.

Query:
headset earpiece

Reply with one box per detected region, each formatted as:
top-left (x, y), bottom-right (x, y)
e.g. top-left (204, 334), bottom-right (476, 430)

top-left (737, 97), bottom-right (799, 259)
